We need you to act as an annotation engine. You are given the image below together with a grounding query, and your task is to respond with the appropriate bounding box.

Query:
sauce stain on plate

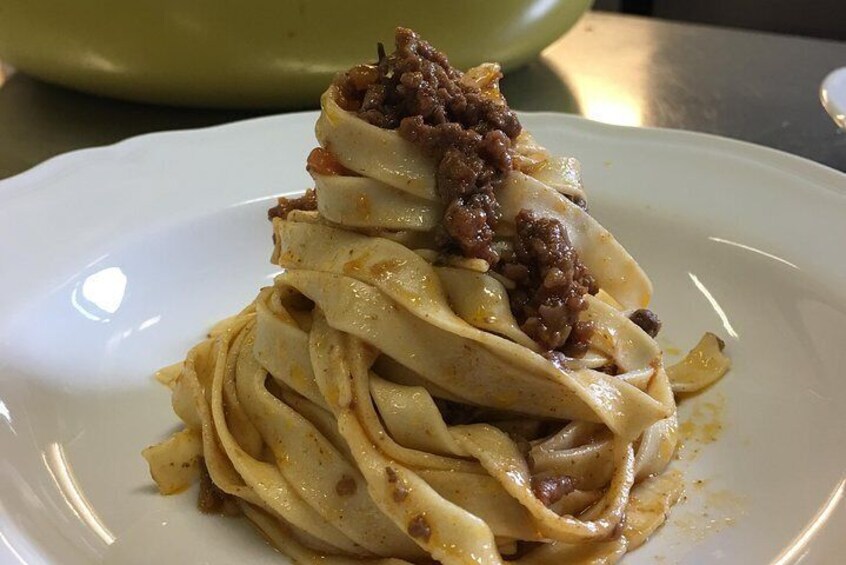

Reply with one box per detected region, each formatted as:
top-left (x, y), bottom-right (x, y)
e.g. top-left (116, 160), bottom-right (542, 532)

top-left (655, 391), bottom-right (745, 560)
top-left (674, 480), bottom-right (746, 543)
top-left (678, 393), bottom-right (725, 446)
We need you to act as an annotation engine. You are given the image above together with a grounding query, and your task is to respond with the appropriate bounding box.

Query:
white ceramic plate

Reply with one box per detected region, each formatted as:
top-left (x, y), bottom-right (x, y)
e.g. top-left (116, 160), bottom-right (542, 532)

top-left (1, 113), bottom-right (845, 565)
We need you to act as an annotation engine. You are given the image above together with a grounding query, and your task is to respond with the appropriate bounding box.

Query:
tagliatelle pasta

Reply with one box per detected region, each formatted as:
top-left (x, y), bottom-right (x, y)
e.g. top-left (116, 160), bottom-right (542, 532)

top-left (143, 28), bottom-right (730, 564)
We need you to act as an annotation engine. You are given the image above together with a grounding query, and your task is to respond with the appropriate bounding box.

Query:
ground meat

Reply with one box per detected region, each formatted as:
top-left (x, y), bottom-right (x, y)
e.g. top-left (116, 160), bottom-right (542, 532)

top-left (407, 514), bottom-right (432, 541)
top-left (385, 466), bottom-right (399, 483)
top-left (531, 475), bottom-right (576, 506)
top-left (335, 474), bottom-right (357, 496)
top-left (629, 308), bottom-right (662, 338)
top-left (565, 320), bottom-right (595, 356)
top-left (392, 482), bottom-right (410, 502)
top-left (384, 466), bottom-right (410, 501)
top-left (502, 210), bottom-right (598, 351)
top-left (333, 28), bottom-right (599, 357)
top-left (267, 188), bottom-right (317, 221)
top-left (333, 27), bottom-right (521, 264)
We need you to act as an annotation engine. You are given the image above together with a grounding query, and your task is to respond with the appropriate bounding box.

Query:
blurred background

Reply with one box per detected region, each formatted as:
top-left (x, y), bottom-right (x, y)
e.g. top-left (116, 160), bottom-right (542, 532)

top-left (0, 0), bottom-right (843, 178)
top-left (594, 0), bottom-right (846, 40)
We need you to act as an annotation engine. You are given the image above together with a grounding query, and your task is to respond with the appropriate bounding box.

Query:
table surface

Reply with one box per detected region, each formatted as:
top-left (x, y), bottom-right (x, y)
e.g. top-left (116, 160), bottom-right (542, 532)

top-left (0, 12), bottom-right (844, 180)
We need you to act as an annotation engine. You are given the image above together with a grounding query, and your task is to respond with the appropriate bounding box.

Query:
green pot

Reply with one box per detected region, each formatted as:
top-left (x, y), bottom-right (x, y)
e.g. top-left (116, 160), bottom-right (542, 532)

top-left (0, 0), bottom-right (592, 108)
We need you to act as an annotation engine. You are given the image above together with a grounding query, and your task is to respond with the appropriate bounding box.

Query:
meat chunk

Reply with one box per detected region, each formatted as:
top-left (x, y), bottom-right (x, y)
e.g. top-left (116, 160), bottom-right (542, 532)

top-left (334, 27), bottom-right (521, 264)
top-left (502, 210), bottom-right (598, 352)
top-left (629, 308), bottom-right (662, 338)
top-left (267, 188), bottom-right (317, 221)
